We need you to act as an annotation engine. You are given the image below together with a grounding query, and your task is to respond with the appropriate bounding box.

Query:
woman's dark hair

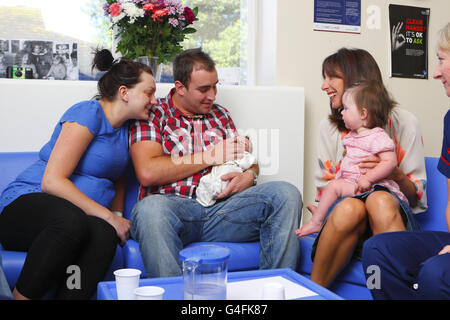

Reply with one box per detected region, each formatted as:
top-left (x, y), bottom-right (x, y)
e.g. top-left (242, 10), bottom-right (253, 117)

top-left (346, 80), bottom-right (393, 129)
top-left (173, 48), bottom-right (215, 88)
top-left (92, 49), bottom-right (153, 101)
top-left (322, 48), bottom-right (397, 132)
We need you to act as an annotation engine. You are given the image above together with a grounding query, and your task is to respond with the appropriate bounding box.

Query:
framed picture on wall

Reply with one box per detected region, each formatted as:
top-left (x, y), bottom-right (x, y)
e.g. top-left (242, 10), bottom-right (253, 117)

top-left (0, 39), bottom-right (79, 80)
top-left (389, 4), bottom-right (430, 79)
top-left (313, 0), bottom-right (361, 34)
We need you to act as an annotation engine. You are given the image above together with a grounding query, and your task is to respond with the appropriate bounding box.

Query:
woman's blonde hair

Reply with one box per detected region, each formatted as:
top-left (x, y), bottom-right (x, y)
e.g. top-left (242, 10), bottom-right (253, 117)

top-left (437, 22), bottom-right (450, 51)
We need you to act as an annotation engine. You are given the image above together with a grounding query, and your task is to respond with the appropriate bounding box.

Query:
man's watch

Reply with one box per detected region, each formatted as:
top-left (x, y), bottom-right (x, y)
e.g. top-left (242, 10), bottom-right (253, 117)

top-left (246, 169), bottom-right (258, 186)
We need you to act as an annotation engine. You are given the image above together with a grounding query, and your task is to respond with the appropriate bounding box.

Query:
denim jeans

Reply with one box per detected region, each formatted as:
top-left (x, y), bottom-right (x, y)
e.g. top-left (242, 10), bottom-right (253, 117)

top-left (130, 181), bottom-right (302, 278)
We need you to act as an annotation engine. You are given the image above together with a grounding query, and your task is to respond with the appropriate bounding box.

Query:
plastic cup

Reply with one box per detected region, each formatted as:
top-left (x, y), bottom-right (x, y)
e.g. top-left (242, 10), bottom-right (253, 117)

top-left (261, 282), bottom-right (286, 300)
top-left (134, 286), bottom-right (165, 300)
top-left (114, 268), bottom-right (142, 300)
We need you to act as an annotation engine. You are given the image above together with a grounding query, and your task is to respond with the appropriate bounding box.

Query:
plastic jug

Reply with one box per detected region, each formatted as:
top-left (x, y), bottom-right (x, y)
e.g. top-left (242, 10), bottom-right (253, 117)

top-left (179, 244), bottom-right (230, 300)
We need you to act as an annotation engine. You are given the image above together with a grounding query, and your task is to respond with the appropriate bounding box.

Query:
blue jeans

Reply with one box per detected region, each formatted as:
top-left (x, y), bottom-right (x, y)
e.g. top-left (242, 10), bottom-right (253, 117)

top-left (130, 181), bottom-right (302, 278)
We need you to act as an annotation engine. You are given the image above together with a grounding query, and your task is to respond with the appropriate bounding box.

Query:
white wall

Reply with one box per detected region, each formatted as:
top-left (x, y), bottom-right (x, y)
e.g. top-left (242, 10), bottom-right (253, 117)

top-left (0, 79), bottom-right (305, 195)
top-left (274, 0), bottom-right (450, 221)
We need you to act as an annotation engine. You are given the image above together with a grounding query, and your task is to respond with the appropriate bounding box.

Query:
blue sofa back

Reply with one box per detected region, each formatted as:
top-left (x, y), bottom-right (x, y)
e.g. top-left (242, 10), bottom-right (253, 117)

top-left (0, 152), bottom-right (39, 194)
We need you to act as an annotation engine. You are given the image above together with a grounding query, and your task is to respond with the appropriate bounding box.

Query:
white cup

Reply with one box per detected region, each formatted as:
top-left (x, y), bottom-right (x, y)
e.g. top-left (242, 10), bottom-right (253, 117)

top-left (261, 282), bottom-right (286, 300)
top-left (134, 286), bottom-right (165, 300)
top-left (114, 268), bottom-right (142, 300)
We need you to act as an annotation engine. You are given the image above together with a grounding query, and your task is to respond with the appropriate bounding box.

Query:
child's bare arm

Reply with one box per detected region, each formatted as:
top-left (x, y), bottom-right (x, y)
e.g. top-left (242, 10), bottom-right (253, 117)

top-left (363, 150), bottom-right (397, 184)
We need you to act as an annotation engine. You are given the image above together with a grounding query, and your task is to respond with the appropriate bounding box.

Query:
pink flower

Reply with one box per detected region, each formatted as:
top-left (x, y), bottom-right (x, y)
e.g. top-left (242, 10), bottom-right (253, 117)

top-left (168, 18), bottom-right (179, 27)
top-left (152, 9), bottom-right (169, 21)
top-left (109, 3), bottom-right (121, 17)
top-left (184, 6), bottom-right (195, 24)
top-left (143, 3), bottom-right (155, 12)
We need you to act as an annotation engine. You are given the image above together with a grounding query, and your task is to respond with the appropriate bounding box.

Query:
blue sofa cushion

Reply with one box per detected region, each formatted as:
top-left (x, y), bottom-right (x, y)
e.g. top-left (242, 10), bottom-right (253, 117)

top-left (123, 239), bottom-right (260, 278)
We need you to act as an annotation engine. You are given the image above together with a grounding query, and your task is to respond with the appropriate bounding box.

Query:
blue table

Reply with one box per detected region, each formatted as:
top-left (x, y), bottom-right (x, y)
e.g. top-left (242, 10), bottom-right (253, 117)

top-left (97, 268), bottom-right (343, 300)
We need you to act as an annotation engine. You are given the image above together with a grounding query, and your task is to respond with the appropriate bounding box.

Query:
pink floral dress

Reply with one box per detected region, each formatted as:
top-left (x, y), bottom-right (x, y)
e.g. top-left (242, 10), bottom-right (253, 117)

top-left (315, 107), bottom-right (427, 213)
top-left (337, 127), bottom-right (408, 204)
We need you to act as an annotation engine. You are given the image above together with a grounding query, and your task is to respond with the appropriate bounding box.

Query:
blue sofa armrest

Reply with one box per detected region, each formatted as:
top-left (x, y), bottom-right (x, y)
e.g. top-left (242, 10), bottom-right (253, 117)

top-left (123, 240), bottom-right (146, 278)
top-left (0, 245), bottom-right (26, 289)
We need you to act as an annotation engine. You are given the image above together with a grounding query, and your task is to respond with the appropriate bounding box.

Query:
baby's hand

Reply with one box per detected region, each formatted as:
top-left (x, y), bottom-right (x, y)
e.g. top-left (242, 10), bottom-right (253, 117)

top-left (356, 176), bottom-right (372, 194)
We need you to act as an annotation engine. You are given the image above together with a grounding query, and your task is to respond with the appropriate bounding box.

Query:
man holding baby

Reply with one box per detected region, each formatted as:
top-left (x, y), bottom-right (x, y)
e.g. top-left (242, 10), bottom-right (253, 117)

top-left (128, 48), bottom-right (302, 278)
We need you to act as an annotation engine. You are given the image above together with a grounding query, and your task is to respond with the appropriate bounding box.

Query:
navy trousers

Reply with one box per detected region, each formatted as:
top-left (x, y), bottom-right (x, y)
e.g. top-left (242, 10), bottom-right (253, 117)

top-left (362, 231), bottom-right (450, 300)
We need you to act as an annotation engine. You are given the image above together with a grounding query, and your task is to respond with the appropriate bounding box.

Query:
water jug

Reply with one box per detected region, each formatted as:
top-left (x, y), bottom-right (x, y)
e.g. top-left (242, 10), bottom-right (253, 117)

top-left (180, 244), bottom-right (230, 300)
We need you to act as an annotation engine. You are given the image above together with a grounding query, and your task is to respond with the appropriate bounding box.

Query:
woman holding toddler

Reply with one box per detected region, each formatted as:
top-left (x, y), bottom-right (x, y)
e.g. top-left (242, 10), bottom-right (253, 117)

top-left (302, 48), bottom-right (427, 289)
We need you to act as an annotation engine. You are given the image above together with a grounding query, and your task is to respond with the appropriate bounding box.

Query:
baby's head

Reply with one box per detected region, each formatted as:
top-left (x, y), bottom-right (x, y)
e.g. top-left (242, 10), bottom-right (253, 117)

top-left (342, 80), bottom-right (394, 130)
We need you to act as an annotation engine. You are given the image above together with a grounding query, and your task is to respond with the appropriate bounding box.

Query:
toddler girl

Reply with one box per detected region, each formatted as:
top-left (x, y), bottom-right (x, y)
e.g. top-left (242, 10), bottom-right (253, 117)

top-left (297, 81), bottom-right (408, 237)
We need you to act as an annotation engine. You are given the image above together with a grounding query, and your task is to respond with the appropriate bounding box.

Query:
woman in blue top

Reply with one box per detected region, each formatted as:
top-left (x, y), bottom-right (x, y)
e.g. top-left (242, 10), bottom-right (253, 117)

top-left (0, 49), bottom-right (157, 300)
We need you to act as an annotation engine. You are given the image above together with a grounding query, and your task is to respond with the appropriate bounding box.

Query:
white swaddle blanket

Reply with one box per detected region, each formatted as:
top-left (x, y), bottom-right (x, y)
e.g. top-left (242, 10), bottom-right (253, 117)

top-left (196, 152), bottom-right (256, 207)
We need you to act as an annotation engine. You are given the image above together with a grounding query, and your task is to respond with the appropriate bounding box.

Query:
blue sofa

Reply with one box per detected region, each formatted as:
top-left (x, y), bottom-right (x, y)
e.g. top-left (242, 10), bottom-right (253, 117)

top-left (0, 153), bottom-right (447, 299)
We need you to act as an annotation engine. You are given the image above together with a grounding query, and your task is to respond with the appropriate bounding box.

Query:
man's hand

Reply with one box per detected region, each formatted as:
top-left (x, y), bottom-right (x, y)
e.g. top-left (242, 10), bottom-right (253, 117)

top-left (215, 171), bottom-right (254, 200)
top-left (207, 137), bottom-right (249, 165)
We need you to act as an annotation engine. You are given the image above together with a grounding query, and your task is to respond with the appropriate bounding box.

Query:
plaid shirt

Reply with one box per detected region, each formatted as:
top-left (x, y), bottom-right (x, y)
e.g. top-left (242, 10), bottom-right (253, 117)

top-left (129, 88), bottom-right (238, 200)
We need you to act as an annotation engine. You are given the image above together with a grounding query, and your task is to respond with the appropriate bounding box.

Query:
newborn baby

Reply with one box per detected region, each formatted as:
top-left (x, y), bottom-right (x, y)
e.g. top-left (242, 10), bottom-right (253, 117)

top-left (196, 152), bottom-right (256, 207)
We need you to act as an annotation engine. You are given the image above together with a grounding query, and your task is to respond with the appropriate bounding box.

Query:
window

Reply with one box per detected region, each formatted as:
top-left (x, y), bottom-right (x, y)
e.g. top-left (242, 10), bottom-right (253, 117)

top-left (0, 0), bottom-right (104, 80)
top-left (181, 0), bottom-right (254, 85)
top-left (0, 0), bottom-right (254, 84)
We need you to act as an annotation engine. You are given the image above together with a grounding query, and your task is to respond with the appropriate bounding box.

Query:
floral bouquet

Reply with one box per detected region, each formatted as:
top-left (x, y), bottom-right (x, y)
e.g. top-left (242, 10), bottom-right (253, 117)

top-left (104, 0), bottom-right (198, 65)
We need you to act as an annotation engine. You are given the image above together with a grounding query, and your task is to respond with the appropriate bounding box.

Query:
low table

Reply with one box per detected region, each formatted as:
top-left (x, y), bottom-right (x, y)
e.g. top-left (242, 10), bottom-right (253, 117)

top-left (97, 268), bottom-right (342, 300)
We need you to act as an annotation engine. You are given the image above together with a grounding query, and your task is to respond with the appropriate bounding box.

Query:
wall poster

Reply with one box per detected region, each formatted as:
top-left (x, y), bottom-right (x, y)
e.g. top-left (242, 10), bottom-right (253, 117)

top-left (389, 4), bottom-right (430, 79)
top-left (313, 0), bottom-right (361, 34)
top-left (0, 39), bottom-right (79, 80)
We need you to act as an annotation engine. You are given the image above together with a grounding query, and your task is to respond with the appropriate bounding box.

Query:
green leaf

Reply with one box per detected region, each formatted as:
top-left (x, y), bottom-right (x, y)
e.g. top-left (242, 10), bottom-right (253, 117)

top-left (183, 28), bottom-right (197, 34)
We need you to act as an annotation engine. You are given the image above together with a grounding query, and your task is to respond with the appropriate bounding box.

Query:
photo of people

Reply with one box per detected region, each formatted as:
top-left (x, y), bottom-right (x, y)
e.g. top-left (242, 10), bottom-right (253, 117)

top-left (0, 39), bottom-right (10, 53)
top-left (0, 39), bottom-right (78, 80)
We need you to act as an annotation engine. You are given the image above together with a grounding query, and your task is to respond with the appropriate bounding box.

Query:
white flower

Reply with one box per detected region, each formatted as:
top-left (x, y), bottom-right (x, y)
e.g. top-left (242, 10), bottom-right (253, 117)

top-left (122, 1), bottom-right (145, 24)
top-left (112, 12), bottom-right (126, 24)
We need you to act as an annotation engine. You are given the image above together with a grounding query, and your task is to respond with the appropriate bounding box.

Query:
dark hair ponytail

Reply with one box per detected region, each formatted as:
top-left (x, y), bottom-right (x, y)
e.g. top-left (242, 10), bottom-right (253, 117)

top-left (92, 49), bottom-right (153, 101)
top-left (92, 49), bottom-right (115, 72)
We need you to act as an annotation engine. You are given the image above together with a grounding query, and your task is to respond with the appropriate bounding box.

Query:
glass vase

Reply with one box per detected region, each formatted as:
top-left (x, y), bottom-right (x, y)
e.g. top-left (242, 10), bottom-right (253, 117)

top-left (135, 56), bottom-right (162, 82)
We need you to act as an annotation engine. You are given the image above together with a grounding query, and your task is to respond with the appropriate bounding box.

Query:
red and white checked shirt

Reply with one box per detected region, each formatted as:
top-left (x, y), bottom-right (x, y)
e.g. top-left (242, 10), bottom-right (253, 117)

top-left (129, 88), bottom-right (238, 200)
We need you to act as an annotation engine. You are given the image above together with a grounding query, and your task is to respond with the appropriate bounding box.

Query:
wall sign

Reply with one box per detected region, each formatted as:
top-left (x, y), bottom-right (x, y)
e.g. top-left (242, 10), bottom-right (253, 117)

top-left (0, 39), bottom-right (79, 80)
top-left (313, 0), bottom-right (361, 34)
top-left (389, 4), bottom-right (430, 79)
